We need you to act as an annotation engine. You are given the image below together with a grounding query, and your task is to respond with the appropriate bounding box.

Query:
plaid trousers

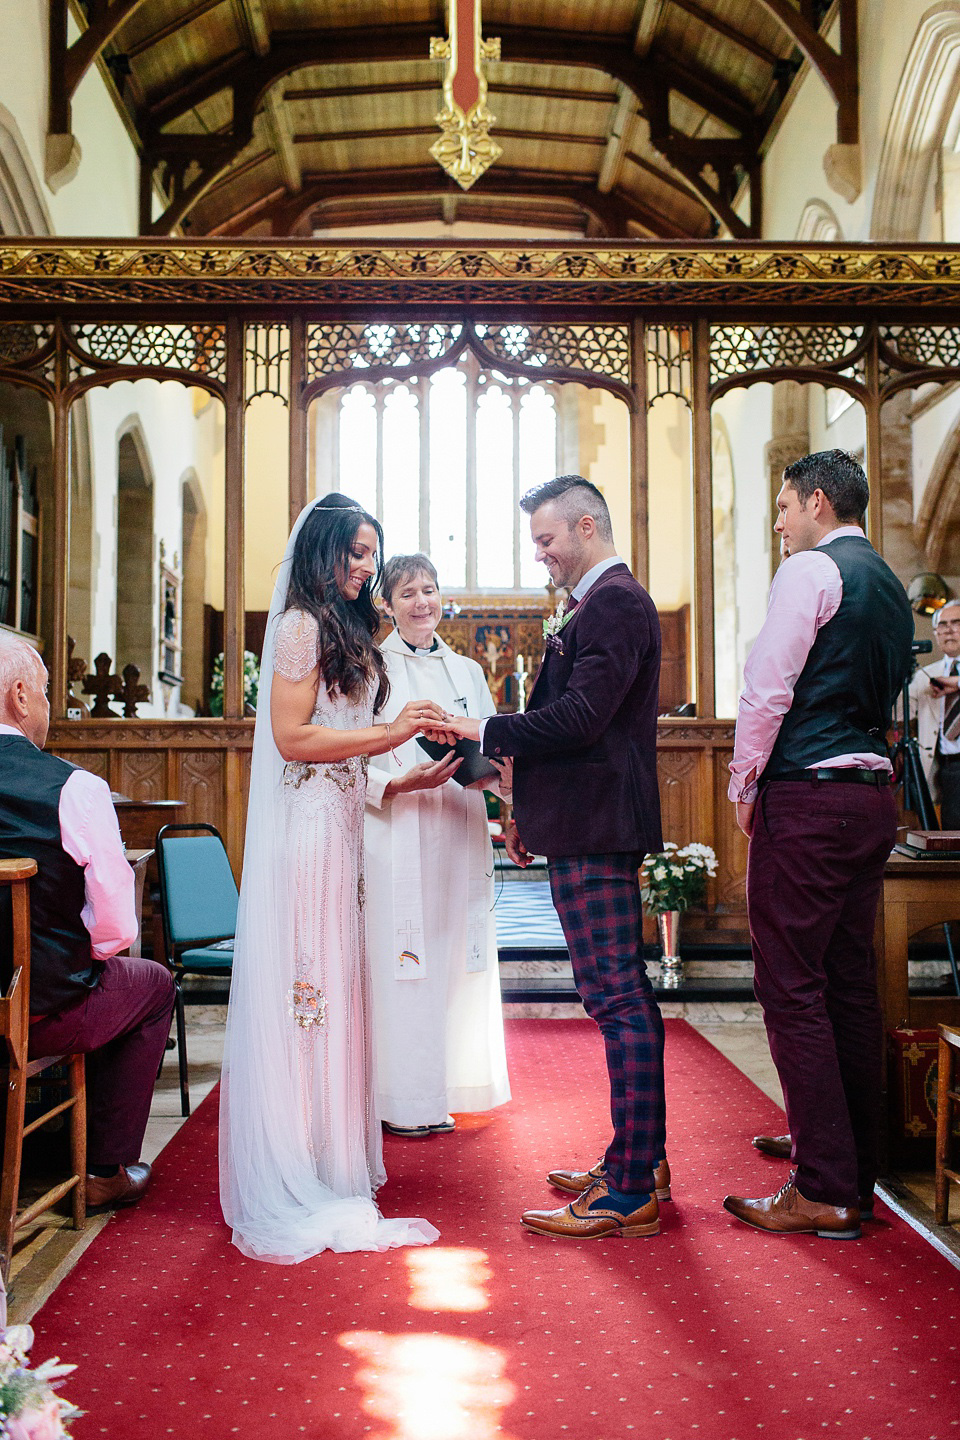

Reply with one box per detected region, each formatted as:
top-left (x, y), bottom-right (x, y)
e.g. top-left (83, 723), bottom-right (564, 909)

top-left (549, 853), bottom-right (666, 1194)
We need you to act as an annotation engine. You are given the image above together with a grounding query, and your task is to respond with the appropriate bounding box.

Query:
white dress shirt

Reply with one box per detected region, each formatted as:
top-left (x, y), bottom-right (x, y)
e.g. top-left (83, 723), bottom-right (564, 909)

top-left (0, 724), bottom-right (137, 959)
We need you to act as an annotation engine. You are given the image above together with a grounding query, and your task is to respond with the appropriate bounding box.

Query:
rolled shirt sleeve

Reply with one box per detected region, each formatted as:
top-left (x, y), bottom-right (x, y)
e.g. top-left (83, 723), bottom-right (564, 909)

top-left (59, 769), bottom-right (138, 959)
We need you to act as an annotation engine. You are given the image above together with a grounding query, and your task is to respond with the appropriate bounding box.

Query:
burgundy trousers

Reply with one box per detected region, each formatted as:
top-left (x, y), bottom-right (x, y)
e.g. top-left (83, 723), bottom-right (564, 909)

top-left (747, 779), bottom-right (896, 1209)
top-left (29, 956), bottom-right (175, 1169)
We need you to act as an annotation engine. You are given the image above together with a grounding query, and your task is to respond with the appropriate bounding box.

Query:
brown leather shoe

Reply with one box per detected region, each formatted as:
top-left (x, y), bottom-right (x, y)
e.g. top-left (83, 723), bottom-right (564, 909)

top-left (753, 1133), bottom-right (792, 1159)
top-left (723, 1175), bottom-right (860, 1239)
top-left (547, 1156), bottom-right (672, 1201)
top-left (521, 1178), bottom-right (660, 1239)
top-left (86, 1162), bottom-right (152, 1211)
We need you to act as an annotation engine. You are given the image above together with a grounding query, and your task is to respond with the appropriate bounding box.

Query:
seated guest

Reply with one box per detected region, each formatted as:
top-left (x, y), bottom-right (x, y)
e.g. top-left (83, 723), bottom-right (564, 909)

top-left (364, 553), bottom-right (511, 1137)
top-left (909, 598), bottom-right (960, 827)
top-left (0, 635), bottom-right (175, 1209)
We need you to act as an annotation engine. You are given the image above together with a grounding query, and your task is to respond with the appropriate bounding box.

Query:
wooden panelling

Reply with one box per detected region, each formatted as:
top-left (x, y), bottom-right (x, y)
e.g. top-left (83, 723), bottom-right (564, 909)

top-left (48, 715), bottom-right (747, 942)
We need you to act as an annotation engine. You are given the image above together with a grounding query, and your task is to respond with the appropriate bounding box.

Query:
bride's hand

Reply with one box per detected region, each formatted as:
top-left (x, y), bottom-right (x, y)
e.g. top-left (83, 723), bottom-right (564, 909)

top-left (386, 753), bottom-right (462, 797)
top-left (390, 699), bottom-right (449, 745)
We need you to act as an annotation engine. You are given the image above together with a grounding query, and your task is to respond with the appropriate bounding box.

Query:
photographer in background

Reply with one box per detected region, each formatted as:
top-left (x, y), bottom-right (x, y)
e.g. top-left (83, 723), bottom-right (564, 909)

top-left (908, 598), bottom-right (960, 827)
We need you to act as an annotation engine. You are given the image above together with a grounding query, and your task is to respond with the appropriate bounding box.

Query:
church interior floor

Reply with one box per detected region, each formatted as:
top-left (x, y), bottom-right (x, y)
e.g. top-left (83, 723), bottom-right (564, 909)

top-left (6, 1003), bottom-right (958, 1326)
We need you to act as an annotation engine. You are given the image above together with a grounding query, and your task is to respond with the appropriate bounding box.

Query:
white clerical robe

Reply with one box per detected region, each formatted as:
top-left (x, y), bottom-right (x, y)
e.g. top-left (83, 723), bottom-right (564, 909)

top-left (364, 628), bottom-right (511, 1126)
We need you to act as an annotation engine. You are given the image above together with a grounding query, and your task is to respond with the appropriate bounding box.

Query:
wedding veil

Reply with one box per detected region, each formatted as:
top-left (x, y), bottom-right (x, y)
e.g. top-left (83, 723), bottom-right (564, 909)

top-left (218, 500), bottom-right (438, 1262)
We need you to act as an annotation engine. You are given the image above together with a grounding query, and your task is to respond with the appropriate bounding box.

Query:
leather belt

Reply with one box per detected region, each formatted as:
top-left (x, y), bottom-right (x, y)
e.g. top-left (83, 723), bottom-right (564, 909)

top-left (937, 752), bottom-right (960, 766)
top-left (763, 768), bottom-right (891, 787)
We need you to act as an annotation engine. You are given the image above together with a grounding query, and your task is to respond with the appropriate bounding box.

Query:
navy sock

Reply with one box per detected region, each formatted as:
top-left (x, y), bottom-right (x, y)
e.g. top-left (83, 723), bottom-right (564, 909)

top-left (88, 1164), bottom-right (120, 1179)
top-left (588, 1182), bottom-right (651, 1215)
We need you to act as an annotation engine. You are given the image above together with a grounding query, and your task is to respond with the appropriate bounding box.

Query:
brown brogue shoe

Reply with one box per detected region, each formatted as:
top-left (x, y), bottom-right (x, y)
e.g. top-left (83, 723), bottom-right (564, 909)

top-left (521, 1178), bottom-right (660, 1240)
top-left (752, 1133), bottom-right (793, 1160)
top-left (86, 1162), bottom-right (152, 1212)
top-left (723, 1175), bottom-right (860, 1239)
top-left (547, 1156), bottom-right (672, 1202)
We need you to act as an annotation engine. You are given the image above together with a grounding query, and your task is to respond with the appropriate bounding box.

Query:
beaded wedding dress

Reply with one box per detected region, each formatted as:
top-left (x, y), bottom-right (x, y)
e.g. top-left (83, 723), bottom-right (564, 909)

top-left (219, 503), bottom-right (438, 1263)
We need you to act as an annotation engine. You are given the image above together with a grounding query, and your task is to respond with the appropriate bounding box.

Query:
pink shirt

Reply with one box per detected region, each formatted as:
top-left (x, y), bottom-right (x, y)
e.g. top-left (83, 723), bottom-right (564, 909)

top-left (728, 527), bottom-right (893, 804)
top-left (0, 725), bottom-right (138, 959)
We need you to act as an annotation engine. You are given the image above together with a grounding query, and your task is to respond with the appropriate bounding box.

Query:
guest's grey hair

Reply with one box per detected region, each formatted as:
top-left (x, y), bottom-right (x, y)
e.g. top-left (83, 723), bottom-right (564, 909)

top-left (933, 599), bottom-right (960, 629)
top-left (0, 633), bottom-right (46, 697)
top-left (519, 474), bottom-right (614, 543)
top-left (381, 553), bottom-right (440, 607)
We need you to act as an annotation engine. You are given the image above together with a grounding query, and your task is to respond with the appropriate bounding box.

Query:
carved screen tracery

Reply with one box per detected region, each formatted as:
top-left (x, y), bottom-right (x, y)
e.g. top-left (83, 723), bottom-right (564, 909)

top-left (709, 323), bottom-right (865, 388)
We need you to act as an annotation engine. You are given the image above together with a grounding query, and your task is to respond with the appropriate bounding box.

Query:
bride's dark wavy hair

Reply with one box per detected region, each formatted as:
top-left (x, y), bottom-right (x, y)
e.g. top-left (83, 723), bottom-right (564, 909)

top-left (283, 493), bottom-right (389, 711)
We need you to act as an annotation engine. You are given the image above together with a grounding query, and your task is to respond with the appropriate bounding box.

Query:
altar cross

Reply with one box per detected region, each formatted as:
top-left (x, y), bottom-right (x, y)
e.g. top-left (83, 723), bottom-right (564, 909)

top-left (82, 652), bottom-right (123, 718)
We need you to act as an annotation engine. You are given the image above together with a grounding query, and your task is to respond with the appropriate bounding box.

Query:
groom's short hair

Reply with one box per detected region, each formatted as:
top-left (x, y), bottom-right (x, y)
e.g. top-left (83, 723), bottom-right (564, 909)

top-left (520, 474), bottom-right (613, 543)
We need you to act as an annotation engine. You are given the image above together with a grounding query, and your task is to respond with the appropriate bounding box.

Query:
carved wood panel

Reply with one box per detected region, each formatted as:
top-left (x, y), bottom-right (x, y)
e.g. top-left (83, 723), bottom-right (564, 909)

top-left (48, 717), bottom-right (749, 937)
top-left (114, 749), bottom-right (166, 801)
top-left (656, 750), bottom-right (702, 846)
top-left (176, 750), bottom-right (226, 834)
top-left (57, 750), bottom-right (109, 781)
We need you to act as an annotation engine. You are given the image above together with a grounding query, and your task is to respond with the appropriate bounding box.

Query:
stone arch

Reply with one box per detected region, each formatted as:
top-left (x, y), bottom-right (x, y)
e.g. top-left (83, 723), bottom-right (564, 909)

top-left (0, 104), bottom-right (50, 236)
top-left (914, 404), bottom-right (960, 575)
top-left (711, 415), bottom-right (737, 719)
top-left (67, 397), bottom-right (94, 663)
top-left (180, 468), bottom-right (208, 713)
top-left (115, 421), bottom-right (156, 693)
top-left (795, 199), bottom-right (842, 241)
top-left (871, 4), bottom-right (960, 240)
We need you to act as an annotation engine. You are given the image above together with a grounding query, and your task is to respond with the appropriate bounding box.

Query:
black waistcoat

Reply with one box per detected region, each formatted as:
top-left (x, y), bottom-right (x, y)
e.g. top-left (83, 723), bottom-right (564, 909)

top-left (0, 735), bottom-right (102, 1015)
top-left (765, 535), bottom-right (914, 778)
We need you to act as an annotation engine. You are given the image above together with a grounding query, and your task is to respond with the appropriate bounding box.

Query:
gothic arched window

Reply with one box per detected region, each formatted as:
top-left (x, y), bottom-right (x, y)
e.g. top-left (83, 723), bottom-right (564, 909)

top-left (330, 353), bottom-right (559, 591)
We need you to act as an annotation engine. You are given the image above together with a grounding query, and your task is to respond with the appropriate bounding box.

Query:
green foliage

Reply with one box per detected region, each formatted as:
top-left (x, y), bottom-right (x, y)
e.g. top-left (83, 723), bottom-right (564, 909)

top-left (209, 651), bottom-right (260, 716)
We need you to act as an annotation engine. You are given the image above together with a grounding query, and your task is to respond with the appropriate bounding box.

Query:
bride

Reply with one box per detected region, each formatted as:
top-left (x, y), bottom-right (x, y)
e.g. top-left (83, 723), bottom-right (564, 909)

top-left (219, 494), bottom-right (445, 1262)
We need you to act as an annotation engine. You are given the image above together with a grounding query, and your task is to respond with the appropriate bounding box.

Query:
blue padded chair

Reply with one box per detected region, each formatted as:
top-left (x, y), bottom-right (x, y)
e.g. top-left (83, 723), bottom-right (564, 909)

top-left (155, 823), bottom-right (237, 1116)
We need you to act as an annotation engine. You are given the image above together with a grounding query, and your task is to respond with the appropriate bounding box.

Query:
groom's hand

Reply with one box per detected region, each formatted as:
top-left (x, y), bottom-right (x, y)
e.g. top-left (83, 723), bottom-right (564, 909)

top-left (504, 819), bottom-right (532, 868)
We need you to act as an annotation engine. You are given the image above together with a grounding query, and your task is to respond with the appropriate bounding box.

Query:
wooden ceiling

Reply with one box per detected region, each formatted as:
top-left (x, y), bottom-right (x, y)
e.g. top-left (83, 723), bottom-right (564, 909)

top-left (55, 1), bottom-right (854, 240)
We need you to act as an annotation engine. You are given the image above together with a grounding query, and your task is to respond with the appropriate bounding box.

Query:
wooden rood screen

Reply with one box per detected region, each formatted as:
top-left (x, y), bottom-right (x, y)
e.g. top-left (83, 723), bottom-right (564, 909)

top-left (2, 239), bottom-right (959, 940)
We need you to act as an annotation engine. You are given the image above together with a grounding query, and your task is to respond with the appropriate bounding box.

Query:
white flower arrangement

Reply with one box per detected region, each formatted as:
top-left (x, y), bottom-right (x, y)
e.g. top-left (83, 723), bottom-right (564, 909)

top-left (0, 1325), bottom-right (81, 1439)
top-left (640, 841), bottom-right (718, 915)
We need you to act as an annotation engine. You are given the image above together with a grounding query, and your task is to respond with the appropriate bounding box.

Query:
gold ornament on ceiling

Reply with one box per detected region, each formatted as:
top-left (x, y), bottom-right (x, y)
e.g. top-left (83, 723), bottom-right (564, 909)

top-left (429, 0), bottom-right (502, 191)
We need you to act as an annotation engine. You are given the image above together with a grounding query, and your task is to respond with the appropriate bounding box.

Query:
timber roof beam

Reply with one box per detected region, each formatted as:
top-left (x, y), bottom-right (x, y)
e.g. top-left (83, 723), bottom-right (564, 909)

top-left (206, 165), bottom-right (688, 241)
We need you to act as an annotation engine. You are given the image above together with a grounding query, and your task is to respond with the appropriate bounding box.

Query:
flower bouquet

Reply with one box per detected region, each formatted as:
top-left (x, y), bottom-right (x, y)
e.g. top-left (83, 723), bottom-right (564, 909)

top-left (0, 1325), bottom-right (81, 1439)
top-left (640, 842), bottom-right (718, 915)
top-left (640, 842), bottom-right (717, 986)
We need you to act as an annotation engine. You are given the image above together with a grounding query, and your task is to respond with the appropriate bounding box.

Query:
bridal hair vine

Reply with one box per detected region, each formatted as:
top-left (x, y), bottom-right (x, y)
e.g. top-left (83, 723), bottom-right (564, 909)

top-left (314, 497), bottom-right (365, 513)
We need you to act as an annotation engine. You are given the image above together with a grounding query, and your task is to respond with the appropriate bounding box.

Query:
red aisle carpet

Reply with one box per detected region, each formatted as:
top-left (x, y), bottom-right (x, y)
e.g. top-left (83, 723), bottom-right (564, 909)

top-left (34, 1019), bottom-right (959, 1440)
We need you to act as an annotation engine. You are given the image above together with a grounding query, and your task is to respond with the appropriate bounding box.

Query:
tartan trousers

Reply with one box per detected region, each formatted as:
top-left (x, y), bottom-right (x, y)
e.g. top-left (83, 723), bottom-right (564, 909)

top-left (548, 853), bottom-right (666, 1194)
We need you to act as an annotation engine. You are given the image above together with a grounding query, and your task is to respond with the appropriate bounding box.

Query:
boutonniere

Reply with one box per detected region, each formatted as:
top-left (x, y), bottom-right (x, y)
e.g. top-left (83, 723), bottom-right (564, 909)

top-left (542, 601), bottom-right (574, 642)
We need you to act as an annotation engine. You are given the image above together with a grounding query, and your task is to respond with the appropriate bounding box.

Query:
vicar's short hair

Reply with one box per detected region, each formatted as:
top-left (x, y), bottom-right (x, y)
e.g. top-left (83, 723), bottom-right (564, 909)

top-left (520, 474), bottom-right (613, 542)
top-left (382, 553), bottom-right (439, 606)
top-left (0, 633), bottom-right (46, 696)
top-left (782, 449), bottom-right (869, 526)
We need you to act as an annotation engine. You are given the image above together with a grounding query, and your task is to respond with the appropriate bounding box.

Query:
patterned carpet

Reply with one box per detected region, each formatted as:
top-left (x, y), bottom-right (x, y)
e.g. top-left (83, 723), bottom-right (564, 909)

top-left (32, 1019), bottom-right (960, 1440)
top-left (493, 880), bottom-right (567, 950)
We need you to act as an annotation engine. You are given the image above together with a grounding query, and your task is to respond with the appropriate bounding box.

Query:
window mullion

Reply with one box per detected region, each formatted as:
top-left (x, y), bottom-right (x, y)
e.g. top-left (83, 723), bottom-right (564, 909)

top-left (512, 389), bottom-right (522, 589)
top-left (375, 390), bottom-right (384, 521)
top-left (419, 375), bottom-right (430, 553)
top-left (465, 364), bottom-right (478, 589)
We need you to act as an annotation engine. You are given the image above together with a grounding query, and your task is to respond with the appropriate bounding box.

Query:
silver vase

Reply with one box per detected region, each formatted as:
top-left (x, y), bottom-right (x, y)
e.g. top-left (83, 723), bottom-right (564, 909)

top-left (656, 908), bottom-right (683, 987)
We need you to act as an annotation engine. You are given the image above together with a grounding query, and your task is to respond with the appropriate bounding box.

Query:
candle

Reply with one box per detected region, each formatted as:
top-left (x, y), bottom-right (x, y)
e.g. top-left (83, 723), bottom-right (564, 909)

top-left (515, 652), bottom-right (524, 673)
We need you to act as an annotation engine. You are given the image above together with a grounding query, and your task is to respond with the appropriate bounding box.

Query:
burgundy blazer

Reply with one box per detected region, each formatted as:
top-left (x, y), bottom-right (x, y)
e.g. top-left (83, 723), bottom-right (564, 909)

top-left (483, 564), bottom-right (663, 859)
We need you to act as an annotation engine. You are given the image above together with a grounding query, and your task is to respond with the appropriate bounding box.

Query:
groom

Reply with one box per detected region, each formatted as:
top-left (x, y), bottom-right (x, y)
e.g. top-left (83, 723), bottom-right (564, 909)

top-left (435, 474), bottom-right (667, 1239)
